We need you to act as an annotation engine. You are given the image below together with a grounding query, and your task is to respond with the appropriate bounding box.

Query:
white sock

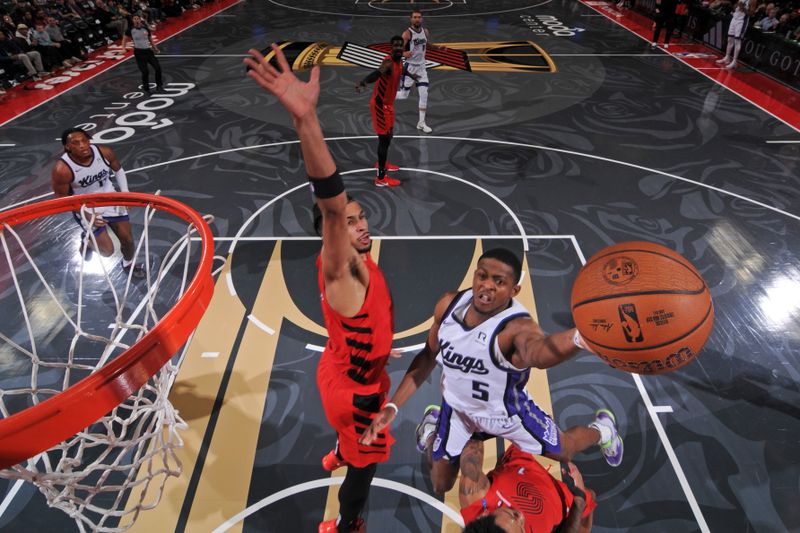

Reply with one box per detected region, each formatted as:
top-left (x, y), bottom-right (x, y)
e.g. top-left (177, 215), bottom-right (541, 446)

top-left (122, 258), bottom-right (133, 268)
top-left (419, 109), bottom-right (426, 124)
top-left (589, 421), bottom-right (613, 445)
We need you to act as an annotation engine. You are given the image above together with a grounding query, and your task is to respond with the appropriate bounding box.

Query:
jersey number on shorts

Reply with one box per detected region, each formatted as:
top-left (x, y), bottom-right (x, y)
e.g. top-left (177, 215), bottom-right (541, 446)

top-left (472, 381), bottom-right (489, 401)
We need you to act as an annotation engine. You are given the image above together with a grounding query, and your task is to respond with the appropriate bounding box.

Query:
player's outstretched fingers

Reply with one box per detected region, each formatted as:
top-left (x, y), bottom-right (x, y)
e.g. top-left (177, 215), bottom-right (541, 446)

top-left (309, 64), bottom-right (320, 86)
top-left (245, 48), bottom-right (278, 79)
top-left (270, 42), bottom-right (292, 74)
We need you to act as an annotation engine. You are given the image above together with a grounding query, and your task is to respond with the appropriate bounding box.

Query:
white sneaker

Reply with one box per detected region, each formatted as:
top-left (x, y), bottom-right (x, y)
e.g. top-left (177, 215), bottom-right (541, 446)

top-left (415, 405), bottom-right (440, 453)
top-left (725, 61), bottom-right (736, 69)
top-left (715, 56), bottom-right (729, 64)
top-left (417, 122), bottom-right (432, 134)
top-left (663, 43), bottom-right (669, 49)
top-left (590, 409), bottom-right (623, 467)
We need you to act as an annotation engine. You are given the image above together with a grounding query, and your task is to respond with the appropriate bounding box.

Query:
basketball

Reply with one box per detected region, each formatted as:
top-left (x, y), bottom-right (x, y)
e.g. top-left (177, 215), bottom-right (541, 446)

top-left (571, 241), bottom-right (714, 375)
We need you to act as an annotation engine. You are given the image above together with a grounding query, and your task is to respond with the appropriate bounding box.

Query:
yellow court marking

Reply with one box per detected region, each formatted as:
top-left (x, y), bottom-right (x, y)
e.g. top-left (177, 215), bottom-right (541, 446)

top-left (181, 242), bottom-right (290, 532)
top-left (127, 255), bottom-right (245, 532)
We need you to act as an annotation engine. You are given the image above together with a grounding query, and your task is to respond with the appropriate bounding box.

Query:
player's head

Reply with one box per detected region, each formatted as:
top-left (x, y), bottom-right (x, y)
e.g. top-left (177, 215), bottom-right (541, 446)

top-left (391, 35), bottom-right (404, 59)
top-left (410, 10), bottom-right (423, 28)
top-left (471, 248), bottom-right (522, 315)
top-left (61, 127), bottom-right (93, 158)
top-left (462, 513), bottom-right (516, 533)
top-left (132, 14), bottom-right (142, 26)
top-left (313, 196), bottom-right (372, 254)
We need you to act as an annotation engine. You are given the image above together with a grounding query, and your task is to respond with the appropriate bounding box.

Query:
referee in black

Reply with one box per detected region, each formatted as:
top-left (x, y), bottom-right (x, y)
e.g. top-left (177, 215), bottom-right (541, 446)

top-left (124, 14), bottom-right (163, 94)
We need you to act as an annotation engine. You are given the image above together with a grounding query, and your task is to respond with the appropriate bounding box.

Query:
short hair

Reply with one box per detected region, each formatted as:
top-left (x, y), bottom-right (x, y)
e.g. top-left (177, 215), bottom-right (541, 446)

top-left (411, 9), bottom-right (423, 16)
top-left (479, 248), bottom-right (522, 284)
top-left (462, 515), bottom-right (505, 533)
top-left (391, 35), bottom-right (404, 44)
top-left (312, 195), bottom-right (355, 236)
top-left (61, 127), bottom-right (90, 146)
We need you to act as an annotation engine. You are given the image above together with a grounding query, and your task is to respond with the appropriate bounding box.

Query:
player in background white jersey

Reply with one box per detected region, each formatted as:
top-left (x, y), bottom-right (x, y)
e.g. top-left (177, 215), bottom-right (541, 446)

top-left (396, 10), bottom-right (447, 134)
top-left (360, 248), bottom-right (623, 495)
top-left (51, 127), bottom-right (145, 279)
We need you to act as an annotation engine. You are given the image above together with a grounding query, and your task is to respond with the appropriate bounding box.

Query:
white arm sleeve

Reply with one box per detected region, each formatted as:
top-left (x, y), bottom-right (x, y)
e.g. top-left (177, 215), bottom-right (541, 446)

top-left (114, 167), bottom-right (129, 192)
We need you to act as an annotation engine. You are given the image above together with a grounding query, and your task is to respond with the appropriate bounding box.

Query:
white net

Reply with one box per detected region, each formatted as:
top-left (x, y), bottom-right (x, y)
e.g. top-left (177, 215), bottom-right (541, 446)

top-left (0, 195), bottom-right (216, 532)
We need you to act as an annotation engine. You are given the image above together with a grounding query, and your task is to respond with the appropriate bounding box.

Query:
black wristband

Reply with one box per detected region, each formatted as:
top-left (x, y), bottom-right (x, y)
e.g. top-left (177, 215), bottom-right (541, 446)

top-left (308, 170), bottom-right (345, 199)
top-left (560, 462), bottom-right (587, 501)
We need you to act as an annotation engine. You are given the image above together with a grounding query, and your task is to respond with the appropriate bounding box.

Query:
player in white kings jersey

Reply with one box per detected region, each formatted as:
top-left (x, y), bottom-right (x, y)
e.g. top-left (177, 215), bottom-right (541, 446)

top-left (360, 248), bottom-right (623, 494)
top-left (395, 10), bottom-right (447, 134)
top-left (51, 127), bottom-right (145, 279)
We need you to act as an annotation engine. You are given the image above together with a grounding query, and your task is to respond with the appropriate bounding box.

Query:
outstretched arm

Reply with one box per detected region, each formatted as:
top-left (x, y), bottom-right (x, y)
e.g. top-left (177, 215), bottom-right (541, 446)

top-left (355, 57), bottom-right (392, 92)
top-left (358, 292), bottom-right (456, 445)
top-left (244, 45), bottom-right (355, 288)
top-left (507, 320), bottom-right (583, 370)
top-left (458, 439), bottom-right (490, 509)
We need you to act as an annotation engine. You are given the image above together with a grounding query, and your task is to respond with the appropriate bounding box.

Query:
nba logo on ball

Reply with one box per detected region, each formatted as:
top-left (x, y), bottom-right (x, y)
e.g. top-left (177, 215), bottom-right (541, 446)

top-left (571, 241), bottom-right (714, 375)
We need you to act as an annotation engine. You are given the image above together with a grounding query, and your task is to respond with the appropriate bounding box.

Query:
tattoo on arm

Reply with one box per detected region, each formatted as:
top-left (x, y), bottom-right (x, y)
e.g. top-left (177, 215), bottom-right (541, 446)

top-left (459, 440), bottom-right (490, 497)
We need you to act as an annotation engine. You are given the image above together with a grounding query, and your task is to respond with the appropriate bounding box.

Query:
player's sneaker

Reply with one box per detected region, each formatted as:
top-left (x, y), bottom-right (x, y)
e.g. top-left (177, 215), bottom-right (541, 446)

top-left (592, 408), bottom-right (623, 467)
top-left (375, 175), bottom-right (401, 188)
top-left (715, 56), bottom-right (730, 64)
top-left (724, 60), bottom-right (737, 70)
top-left (416, 122), bottom-right (432, 134)
top-left (319, 517), bottom-right (365, 533)
top-left (374, 161), bottom-right (400, 171)
top-left (415, 404), bottom-right (440, 453)
top-left (121, 261), bottom-right (146, 280)
top-left (321, 449), bottom-right (347, 472)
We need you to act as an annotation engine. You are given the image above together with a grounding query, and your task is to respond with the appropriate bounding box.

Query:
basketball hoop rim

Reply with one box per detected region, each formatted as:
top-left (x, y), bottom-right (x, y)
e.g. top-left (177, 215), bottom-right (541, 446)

top-left (0, 192), bottom-right (215, 470)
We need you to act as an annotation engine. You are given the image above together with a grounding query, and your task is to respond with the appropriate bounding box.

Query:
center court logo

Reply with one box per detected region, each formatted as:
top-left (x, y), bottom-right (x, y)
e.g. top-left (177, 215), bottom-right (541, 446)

top-left (520, 14), bottom-right (586, 37)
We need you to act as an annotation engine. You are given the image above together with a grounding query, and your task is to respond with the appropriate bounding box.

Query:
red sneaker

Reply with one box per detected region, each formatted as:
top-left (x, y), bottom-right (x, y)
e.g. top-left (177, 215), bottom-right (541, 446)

top-left (375, 175), bottom-right (401, 188)
top-left (374, 161), bottom-right (400, 171)
top-left (319, 518), bottom-right (365, 533)
top-left (321, 450), bottom-right (347, 471)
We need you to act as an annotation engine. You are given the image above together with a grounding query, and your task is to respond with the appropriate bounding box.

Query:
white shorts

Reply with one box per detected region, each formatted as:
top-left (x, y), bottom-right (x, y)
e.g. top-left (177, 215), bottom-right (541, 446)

top-left (728, 16), bottom-right (748, 39)
top-left (399, 62), bottom-right (429, 91)
top-left (431, 398), bottom-right (561, 463)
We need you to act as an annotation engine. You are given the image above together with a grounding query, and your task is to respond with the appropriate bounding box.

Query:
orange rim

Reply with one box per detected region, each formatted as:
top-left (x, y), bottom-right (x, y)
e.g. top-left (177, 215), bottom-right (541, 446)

top-left (0, 193), bottom-right (214, 469)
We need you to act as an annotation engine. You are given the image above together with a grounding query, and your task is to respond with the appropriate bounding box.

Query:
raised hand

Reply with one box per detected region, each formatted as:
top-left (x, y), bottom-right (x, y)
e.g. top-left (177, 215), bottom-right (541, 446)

top-left (244, 44), bottom-right (321, 121)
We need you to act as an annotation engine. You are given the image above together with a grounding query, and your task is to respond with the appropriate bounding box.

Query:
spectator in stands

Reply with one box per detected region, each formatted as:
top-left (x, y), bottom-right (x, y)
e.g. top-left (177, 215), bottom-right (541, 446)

top-left (32, 21), bottom-right (78, 67)
top-left (45, 16), bottom-right (84, 59)
top-left (16, 23), bottom-right (62, 69)
top-left (2, 14), bottom-right (18, 36)
top-left (674, 0), bottom-right (691, 38)
top-left (93, 0), bottom-right (128, 41)
top-left (0, 29), bottom-right (47, 79)
top-left (755, 6), bottom-right (780, 28)
top-left (709, 0), bottom-right (734, 16)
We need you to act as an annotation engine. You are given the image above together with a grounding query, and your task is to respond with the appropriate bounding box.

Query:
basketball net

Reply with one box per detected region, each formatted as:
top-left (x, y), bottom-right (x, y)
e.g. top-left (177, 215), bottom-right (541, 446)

top-left (0, 193), bottom-right (216, 532)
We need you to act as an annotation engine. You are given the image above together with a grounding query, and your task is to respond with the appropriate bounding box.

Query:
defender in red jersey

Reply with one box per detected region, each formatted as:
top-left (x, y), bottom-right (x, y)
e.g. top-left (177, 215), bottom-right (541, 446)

top-left (245, 44), bottom-right (396, 533)
top-left (459, 440), bottom-right (596, 533)
top-left (356, 35), bottom-right (417, 188)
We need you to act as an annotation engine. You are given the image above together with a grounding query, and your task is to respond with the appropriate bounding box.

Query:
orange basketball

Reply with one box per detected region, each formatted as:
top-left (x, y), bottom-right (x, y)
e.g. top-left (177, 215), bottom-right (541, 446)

top-left (570, 241), bottom-right (713, 375)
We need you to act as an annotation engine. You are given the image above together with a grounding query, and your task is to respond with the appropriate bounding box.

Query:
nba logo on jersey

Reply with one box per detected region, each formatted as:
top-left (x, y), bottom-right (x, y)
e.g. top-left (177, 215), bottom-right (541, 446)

top-left (618, 303), bottom-right (644, 343)
top-left (433, 435), bottom-right (442, 452)
top-left (476, 331), bottom-right (487, 346)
